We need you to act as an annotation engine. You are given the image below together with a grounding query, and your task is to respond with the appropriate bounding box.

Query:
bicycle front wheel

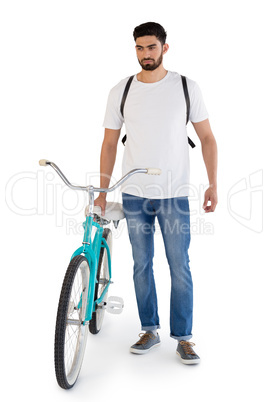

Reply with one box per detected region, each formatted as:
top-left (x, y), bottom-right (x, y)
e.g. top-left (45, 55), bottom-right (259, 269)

top-left (54, 255), bottom-right (90, 389)
top-left (89, 228), bottom-right (112, 334)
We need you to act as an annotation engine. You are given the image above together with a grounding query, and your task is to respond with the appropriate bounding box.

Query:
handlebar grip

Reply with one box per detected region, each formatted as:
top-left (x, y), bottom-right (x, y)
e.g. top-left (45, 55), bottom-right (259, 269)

top-left (146, 168), bottom-right (162, 175)
top-left (39, 159), bottom-right (49, 166)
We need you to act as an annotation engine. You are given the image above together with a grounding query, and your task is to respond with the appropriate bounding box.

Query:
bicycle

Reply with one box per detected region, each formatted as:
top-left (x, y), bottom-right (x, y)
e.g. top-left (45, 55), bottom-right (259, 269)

top-left (39, 159), bottom-right (161, 389)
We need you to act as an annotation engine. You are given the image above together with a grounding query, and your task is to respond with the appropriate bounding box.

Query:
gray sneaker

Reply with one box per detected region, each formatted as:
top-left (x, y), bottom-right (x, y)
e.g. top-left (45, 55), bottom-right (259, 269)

top-left (130, 332), bottom-right (161, 354)
top-left (176, 341), bottom-right (200, 364)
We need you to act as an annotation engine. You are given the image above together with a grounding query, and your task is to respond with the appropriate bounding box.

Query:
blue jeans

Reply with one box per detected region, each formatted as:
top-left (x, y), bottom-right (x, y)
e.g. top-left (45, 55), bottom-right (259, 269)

top-left (122, 193), bottom-right (193, 341)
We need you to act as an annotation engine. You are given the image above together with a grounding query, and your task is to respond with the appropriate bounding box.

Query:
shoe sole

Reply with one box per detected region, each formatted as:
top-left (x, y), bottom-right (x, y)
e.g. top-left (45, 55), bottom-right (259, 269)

top-left (176, 351), bottom-right (200, 365)
top-left (130, 341), bottom-right (161, 355)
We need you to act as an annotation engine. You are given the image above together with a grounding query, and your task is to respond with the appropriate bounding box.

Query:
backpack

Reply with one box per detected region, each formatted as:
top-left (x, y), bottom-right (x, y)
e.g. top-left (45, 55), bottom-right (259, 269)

top-left (120, 75), bottom-right (196, 148)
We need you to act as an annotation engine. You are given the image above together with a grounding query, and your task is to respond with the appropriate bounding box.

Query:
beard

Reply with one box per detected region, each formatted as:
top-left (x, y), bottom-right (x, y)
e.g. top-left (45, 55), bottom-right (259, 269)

top-left (138, 52), bottom-right (163, 71)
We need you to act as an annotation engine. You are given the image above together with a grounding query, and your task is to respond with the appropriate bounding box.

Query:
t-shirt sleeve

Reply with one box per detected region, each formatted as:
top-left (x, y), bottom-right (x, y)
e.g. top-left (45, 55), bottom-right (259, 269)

top-left (103, 86), bottom-right (124, 130)
top-left (189, 82), bottom-right (209, 123)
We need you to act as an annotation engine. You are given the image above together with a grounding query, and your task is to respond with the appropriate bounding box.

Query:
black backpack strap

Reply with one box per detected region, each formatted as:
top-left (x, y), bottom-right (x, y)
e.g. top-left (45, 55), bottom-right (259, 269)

top-left (120, 75), bottom-right (134, 118)
top-left (120, 75), bottom-right (134, 146)
top-left (121, 134), bottom-right (127, 146)
top-left (181, 75), bottom-right (196, 148)
top-left (181, 75), bottom-right (190, 124)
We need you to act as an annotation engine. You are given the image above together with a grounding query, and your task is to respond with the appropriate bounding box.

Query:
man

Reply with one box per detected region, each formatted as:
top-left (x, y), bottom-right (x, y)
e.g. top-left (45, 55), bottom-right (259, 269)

top-left (95, 22), bottom-right (217, 364)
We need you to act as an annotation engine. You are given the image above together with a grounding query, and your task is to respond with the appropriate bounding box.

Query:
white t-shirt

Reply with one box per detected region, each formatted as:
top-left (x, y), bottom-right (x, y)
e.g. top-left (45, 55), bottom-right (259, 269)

top-left (103, 71), bottom-right (208, 199)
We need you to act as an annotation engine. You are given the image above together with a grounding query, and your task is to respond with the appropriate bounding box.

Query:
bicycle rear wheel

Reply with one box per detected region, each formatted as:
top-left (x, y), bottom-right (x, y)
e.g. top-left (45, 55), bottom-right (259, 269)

top-left (89, 228), bottom-right (112, 334)
top-left (54, 255), bottom-right (90, 389)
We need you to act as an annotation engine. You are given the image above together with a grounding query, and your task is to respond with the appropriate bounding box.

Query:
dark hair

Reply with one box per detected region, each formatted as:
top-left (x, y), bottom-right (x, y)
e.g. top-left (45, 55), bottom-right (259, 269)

top-left (133, 22), bottom-right (167, 46)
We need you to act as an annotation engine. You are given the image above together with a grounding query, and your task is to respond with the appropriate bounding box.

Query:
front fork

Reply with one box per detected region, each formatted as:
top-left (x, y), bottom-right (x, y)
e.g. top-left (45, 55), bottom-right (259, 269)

top-left (70, 215), bottom-right (112, 324)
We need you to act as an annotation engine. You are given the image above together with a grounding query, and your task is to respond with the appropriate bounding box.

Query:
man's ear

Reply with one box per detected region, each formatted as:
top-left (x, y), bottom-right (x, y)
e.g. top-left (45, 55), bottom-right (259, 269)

top-left (163, 43), bottom-right (169, 55)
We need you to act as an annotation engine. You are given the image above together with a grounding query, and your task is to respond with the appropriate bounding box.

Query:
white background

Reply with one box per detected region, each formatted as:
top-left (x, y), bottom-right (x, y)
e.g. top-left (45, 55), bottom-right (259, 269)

top-left (1, 0), bottom-right (267, 400)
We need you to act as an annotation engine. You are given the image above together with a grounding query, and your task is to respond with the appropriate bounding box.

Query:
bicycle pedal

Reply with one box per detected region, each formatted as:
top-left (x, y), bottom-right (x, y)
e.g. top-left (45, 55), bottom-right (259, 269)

top-left (106, 296), bottom-right (124, 314)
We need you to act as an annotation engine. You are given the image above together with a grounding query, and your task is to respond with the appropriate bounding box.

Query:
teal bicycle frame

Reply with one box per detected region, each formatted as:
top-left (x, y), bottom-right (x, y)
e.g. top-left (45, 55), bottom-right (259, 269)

top-left (71, 214), bottom-right (111, 324)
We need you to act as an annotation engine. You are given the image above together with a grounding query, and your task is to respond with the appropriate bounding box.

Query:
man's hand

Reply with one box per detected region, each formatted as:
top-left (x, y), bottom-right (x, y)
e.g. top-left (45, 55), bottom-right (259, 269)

top-left (94, 195), bottom-right (107, 216)
top-left (203, 186), bottom-right (218, 213)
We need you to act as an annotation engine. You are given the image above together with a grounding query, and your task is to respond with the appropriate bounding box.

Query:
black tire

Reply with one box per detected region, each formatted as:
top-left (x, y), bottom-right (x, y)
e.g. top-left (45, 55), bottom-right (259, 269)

top-left (54, 255), bottom-right (90, 389)
top-left (89, 228), bottom-right (112, 334)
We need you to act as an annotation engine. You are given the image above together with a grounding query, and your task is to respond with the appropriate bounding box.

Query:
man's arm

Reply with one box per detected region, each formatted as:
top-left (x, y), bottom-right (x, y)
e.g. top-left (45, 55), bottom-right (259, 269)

top-left (94, 128), bottom-right (121, 215)
top-left (192, 118), bottom-right (218, 213)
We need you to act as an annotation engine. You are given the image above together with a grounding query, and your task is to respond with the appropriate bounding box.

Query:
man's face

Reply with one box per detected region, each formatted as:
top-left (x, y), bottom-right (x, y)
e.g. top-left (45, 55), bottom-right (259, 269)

top-left (135, 35), bottom-right (168, 71)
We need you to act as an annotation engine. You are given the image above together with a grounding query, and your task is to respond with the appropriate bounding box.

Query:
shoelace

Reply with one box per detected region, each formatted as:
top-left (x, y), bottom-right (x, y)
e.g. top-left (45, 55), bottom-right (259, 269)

top-left (136, 332), bottom-right (156, 345)
top-left (179, 341), bottom-right (196, 355)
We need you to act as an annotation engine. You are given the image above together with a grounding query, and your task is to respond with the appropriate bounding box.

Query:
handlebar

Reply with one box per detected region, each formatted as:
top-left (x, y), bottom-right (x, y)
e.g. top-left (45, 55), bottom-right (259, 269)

top-left (39, 159), bottom-right (161, 194)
